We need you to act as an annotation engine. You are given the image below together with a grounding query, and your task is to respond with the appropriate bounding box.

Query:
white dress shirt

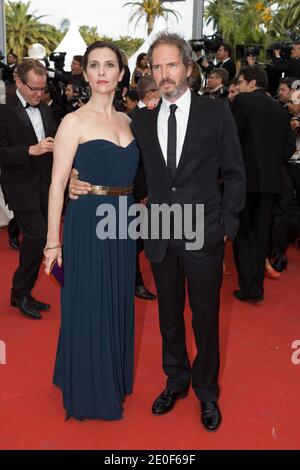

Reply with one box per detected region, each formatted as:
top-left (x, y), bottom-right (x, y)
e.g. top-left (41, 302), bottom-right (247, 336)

top-left (157, 88), bottom-right (191, 167)
top-left (16, 90), bottom-right (45, 143)
top-left (221, 58), bottom-right (231, 65)
top-left (138, 100), bottom-right (146, 109)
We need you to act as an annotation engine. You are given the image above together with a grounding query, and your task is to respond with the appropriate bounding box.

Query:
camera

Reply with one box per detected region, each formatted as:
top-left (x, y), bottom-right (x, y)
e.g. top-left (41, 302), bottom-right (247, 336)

top-left (189, 34), bottom-right (223, 55)
top-left (71, 84), bottom-right (91, 105)
top-left (236, 45), bottom-right (263, 60)
top-left (267, 43), bottom-right (292, 61)
top-left (49, 52), bottom-right (66, 72)
top-left (0, 51), bottom-right (5, 61)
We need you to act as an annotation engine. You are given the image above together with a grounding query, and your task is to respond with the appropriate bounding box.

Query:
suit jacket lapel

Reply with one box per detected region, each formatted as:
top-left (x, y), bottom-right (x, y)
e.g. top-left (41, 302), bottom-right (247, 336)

top-left (10, 95), bottom-right (38, 143)
top-left (174, 93), bottom-right (201, 181)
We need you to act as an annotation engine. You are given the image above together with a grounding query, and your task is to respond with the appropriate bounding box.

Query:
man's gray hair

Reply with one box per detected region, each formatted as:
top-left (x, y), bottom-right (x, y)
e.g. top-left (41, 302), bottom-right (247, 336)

top-left (148, 32), bottom-right (193, 69)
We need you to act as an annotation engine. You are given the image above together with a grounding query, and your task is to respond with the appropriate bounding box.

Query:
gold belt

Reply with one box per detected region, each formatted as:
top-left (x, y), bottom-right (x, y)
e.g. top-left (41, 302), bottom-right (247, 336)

top-left (90, 184), bottom-right (134, 196)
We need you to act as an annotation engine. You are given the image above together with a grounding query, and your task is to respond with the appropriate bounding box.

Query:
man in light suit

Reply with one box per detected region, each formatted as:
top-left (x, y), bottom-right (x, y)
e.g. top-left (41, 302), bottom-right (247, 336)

top-left (70, 34), bottom-right (246, 431)
top-left (0, 59), bottom-right (56, 319)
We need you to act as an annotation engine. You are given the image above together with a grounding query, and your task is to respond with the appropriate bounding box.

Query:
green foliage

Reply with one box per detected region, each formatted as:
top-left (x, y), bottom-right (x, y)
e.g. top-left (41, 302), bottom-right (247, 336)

top-left (205, 0), bottom-right (299, 55)
top-left (5, 1), bottom-right (63, 58)
top-left (280, 0), bottom-right (300, 31)
top-left (5, 2), bottom-right (143, 60)
top-left (123, 0), bottom-right (180, 35)
top-left (112, 36), bottom-right (144, 58)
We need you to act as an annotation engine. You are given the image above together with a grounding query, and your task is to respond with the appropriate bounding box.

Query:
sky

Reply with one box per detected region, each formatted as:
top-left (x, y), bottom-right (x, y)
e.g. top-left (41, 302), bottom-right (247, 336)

top-left (23, 0), bottom-right (212, 40)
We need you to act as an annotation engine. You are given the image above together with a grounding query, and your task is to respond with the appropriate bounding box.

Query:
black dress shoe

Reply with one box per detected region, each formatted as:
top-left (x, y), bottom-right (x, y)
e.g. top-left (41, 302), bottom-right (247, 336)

top-left (11, 292), bottom-right (50, 311)
top-left (233, 290), bottom-right (263, 303)
top-left (9, 236), bottom-right (20, 250)
top-left (271, 255), bottom-right (287, 273)
top-left (152, 388), bottom-right (188, 415)
top-left (11, 295), bottom-right (42, 320)
top-left (30, 297), bottom-right (50, 311)
top-left (135, 285), bottom-right (156, 301)
top-left (200, 401), bottom-right (222, 432)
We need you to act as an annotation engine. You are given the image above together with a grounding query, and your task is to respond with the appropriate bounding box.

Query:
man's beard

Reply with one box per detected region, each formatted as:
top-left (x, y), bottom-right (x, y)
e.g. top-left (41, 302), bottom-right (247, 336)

top-left (159, 77), bottom-right (188, 99)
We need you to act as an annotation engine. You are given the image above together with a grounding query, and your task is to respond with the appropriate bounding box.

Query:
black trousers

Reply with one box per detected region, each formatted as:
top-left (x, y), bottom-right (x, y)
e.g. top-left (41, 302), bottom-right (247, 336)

top-left (12, 210), bottom-right (47, 296)
top-left (288, 163), bottom-right (300, 206)
top-left (135, 237), bottom-right (144, 287)
top-left (151, 239), bottom-right (224, 403)
top-left (8, 217), bottom-right (20, 239)
top-left (233, 193), bottom-right (274, 298)
top-left (271, 215), bottom-right (300, 256)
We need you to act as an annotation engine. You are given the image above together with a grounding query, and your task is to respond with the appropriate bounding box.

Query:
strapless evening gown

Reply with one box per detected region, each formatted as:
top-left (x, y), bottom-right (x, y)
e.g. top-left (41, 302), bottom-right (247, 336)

top-left (53, 139), bottom-right (140, 420)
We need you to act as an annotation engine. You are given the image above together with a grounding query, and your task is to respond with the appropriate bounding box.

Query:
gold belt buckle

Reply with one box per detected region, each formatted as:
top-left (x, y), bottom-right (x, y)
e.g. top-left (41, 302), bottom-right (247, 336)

top-left (90, 185), bottom-right (133, 195)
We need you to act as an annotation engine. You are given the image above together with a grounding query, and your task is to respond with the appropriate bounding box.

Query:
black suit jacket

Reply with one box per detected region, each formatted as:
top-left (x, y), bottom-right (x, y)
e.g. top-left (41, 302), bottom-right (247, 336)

top-left (272, 57), bottom-right (300, 80)
top-left (216, 59), bottom-right (237, 82)
top-left (132, 93), bottom-right (246, 263)
top-left (0, 93), bottom-right (56, 211)
top-left (231, 89), bottom-right (296, 193)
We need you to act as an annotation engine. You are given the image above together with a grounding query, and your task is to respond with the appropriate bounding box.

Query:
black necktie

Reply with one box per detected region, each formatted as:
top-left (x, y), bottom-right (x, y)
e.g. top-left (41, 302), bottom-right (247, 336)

top-left (167, 104), bottom-right (178, 180)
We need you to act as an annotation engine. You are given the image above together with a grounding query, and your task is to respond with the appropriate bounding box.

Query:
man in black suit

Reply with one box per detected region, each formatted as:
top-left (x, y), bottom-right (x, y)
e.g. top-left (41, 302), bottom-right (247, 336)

top-left (202, 43), bottom-right (236, 83)
top-left (215, 43), bottom-right (237, 82)
top-left (231, 65), bottom-right (296, 302)
top-left (0, 59), bottom-right (56, 319)
top-left (272, 41), bottom-right (300, 80)
top-left (70, 33), bottom-right (246, 431)
top-left (0, 52), bottom-right (18, 84)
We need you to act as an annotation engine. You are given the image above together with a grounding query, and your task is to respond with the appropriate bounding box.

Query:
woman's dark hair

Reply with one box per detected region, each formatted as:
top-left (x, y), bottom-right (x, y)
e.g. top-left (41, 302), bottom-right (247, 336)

top-left (136, 53), bottom-right (148, 69)
top-left (126, 89), bottom-right (139, 102)
top-left (83, 41), bottom-right (124, 72)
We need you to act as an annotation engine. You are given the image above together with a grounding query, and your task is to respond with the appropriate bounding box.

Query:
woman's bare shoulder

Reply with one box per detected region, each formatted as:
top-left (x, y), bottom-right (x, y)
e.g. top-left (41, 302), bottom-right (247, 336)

top-left (116, 111), bottom-right (131, 125)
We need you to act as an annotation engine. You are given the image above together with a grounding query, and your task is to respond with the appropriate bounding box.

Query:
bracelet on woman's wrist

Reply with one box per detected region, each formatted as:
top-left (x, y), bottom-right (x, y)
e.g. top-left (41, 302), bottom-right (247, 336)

top-left (43, 244), bottom-right (62, 252)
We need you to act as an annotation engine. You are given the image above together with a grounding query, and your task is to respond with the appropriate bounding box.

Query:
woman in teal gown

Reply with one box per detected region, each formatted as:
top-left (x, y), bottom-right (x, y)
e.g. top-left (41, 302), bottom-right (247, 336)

top-left (44, 42), bottom-right (139, 420)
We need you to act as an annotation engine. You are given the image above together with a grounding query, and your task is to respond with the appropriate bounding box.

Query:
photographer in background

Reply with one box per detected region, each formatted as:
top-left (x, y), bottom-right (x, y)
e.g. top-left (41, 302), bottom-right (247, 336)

top-left (272, 41), bottom-right (300, 79)
top-left (40, 81), bottom-right (65, 126)
top-left (228, 78), bottom-right (239, 104)
top-left (0, 52), bottom-right (18, 84)
top-left (286, 91), bottom-right (300, 206)
top-left (63, 82), bottom-right (86, 114)
top-left (49, 54), bottom-right (87, 88)
top-left (200, 42), bottom-right (237, 84)
top-left (214, 43), bottom-right (237, 82)
top-left (278, 77), bottom-right (297, 107)
top-left (204, 68), bottom-right (229, 100)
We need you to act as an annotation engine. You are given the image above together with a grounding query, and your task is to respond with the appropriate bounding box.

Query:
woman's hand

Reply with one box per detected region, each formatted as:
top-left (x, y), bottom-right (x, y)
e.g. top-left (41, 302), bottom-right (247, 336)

top-left (44, 246), bottom-right (62, 276)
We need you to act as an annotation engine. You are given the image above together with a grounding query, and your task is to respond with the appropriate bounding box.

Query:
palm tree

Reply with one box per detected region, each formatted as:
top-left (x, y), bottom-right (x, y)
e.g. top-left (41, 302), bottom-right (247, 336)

top-left (280, 0), bottom-right (300, 30)
top-left (123, 0), bottom-right (181, 36)
top-left (205, 0), bottom-right (277, 46)
top-left (205, 0), bottom-right (237, 32)
top-left (79, 26), bottom-right (102, 45)
top-left (5, 1), bottom-right (61, 59)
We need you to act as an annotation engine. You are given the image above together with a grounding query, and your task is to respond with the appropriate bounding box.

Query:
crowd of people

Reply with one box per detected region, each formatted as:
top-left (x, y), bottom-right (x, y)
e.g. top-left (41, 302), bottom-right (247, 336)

top-left (0, 33), bottom-right (299, 429)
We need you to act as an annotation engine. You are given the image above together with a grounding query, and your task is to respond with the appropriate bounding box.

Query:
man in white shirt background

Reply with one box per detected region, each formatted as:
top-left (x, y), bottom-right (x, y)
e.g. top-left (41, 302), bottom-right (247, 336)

top-left (0, 59), bottom-right (56, 320)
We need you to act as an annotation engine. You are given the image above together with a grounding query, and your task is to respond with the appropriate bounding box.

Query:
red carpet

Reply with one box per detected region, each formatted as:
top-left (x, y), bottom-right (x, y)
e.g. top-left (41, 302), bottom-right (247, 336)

top-left (0, 228), bottom-right (300, 450)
